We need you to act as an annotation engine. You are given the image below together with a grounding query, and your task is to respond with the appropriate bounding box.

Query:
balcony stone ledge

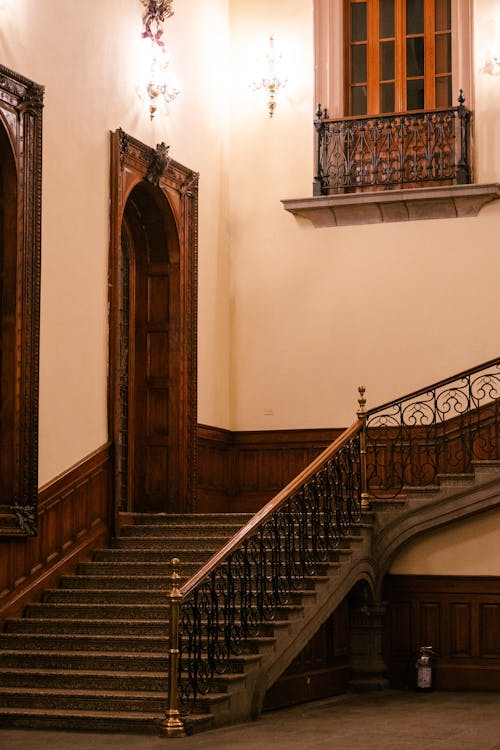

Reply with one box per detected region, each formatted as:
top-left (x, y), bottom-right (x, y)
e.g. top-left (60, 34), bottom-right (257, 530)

top-left (281, 183), bottom-right (500, 228)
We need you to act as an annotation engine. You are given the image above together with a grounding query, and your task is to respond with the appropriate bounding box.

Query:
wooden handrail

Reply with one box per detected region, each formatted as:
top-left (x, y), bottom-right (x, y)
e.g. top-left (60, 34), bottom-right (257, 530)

top-left (180, 418), bottom-right (363, 599)
top-left (366, 356), bottom-right (500, 419)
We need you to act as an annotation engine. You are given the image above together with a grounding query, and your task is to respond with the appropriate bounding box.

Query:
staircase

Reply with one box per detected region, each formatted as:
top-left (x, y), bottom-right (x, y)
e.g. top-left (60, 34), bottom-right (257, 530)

top-left (1, 463), bottom-right (500, 734)
top-left (0, 513), bottom-right (251, 734)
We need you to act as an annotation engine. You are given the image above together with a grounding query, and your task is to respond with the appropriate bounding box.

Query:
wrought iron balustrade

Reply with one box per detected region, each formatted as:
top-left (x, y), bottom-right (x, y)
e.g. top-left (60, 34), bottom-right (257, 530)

top-left (164, 355), bottom-right (500, 733)
top-left (365, 357), bottom-right (500, 497)
top-left (162, 421), bottom-right (363, 733)
top-left (314, 92), bottom-right (471, 195)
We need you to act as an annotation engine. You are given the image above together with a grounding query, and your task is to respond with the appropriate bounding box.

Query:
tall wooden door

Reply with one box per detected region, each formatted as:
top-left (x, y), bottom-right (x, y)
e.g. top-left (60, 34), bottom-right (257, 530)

top-left (124, 184), bottom-right (180, 512)
top-left (109, 131), bottom-right (198, 519)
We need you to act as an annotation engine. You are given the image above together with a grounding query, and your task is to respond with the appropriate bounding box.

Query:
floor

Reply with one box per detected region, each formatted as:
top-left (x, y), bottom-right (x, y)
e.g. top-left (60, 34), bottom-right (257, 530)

top-left (1, 691), bottom-right (500, 750)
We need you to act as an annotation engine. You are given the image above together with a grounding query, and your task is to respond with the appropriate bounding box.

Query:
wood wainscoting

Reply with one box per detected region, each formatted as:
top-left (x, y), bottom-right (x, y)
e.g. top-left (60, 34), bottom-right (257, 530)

top-left (263, 597), bottom-right (350, 710)
top-left (197, 425), bottom-right (344, 513)
top-left (384, 575), bottom-right (500, 691)
top-left (0, 444), bottom-right (111, 625)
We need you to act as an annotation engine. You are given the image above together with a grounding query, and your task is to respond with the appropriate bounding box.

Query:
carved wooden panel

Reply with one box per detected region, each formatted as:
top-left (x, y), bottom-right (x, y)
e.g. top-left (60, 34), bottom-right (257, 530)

top-left (0, 65), bottom-right (43, 536)
top-left (0, 445), bottom-right (111, 624)
top-left (263, 598), bottom-right (350, 710)
top-left (384, 575), bottom-right (500, 690)
top-left (197, 425), bottom-right (345, 513)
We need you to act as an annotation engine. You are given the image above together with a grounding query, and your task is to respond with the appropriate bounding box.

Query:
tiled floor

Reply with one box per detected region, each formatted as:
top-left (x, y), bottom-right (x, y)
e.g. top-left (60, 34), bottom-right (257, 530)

top-left (1, 691), bottom-right (500, 750)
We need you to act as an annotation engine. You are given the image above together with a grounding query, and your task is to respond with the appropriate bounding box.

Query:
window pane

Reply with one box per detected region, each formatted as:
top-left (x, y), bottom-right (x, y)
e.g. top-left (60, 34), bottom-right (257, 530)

top-left (379, 0), bottom-right (394, 38)
top-left (380, 40), bottom-right (395, 80)
top-left (351, 2), bottom-right (367, 42)
top-left (435, 75), bottom-right (452, 108)
top-left (351, 86), bottom-right (367, 115)
top-left (435, 33), bottom-right (451, 75)
top-left (380, 82), bottom-right (395, 113)
top-left (406, 0), bottom-right (424, 35)
top-left (407, 78), bottom-right (424, 110)
top-left (435, 0), bottom-right (451, 32)
top-left (351, 44), bottom-right (367, 83)
top-left (407, 37), bottom-right (424, 76)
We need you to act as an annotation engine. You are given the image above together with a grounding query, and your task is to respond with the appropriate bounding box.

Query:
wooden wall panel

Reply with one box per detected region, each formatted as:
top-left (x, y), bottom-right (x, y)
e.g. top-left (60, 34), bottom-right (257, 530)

top-left (263, 598), bottom-right (351, 710)
top-left (384, 575), bottom-right (500, 691)
top-left (197, 425), bottom-right (344, 513)
top-left (0, 444), bottom-right (111, 625)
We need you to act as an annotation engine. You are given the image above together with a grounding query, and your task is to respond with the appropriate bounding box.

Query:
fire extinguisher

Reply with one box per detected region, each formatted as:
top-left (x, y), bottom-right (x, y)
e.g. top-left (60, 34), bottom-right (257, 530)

top-left (416, 646), bottom-right (436, 691)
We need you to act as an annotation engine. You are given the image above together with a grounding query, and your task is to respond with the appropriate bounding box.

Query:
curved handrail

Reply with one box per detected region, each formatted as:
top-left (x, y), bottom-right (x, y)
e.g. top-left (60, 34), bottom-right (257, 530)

top-left (180, 418), bottom-right (362, 600)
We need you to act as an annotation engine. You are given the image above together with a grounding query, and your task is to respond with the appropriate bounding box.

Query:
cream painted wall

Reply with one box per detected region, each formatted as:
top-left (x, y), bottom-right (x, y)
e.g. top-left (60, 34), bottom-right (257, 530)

top-left (0, 0), bottom-right (232, 484)
top-left (0, 0), bottom-right (499, 486)
top-left (228, 0), bottom-right (500, 430)
top-left (390, 507), bottom-right (500, 576)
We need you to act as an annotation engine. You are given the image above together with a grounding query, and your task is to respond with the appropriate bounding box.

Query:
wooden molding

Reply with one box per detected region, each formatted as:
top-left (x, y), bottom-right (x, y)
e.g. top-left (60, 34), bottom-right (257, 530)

top-left (0, 444), bottom-right (111, 625)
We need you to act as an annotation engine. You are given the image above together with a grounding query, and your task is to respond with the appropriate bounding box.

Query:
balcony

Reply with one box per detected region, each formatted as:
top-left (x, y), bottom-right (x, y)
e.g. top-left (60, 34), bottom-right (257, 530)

top-left (282, 94), bottom-right (500, 227)
top-left (313, 94), bottom-right (470, 196)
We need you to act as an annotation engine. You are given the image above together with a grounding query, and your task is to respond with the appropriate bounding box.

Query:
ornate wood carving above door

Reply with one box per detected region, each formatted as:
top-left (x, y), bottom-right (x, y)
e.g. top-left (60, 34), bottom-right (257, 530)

top-left (0, 65), bottom-right (43, 536)
top-left (109, 130), bottom-right (198, 521)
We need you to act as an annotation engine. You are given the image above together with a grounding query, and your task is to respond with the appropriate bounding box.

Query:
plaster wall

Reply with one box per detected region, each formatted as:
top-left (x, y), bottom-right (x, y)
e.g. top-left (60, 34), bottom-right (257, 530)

top-left (390, 507), bottom-right (500, 576)
top-left (0, 0), bottom-right (232, 484)
top-left (227, 0), bottom-right (500, 430)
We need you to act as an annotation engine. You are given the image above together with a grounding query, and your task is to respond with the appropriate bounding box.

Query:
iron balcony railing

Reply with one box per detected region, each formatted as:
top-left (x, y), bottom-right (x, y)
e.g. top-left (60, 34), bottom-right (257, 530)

top-left (164, 355), bottom-right (500, 734)
top-left (313, 91), bottom-right (471, 196)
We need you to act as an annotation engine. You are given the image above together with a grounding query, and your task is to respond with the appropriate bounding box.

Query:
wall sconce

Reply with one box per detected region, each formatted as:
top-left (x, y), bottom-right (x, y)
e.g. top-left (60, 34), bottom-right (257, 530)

top-left (250, 35), bottom-right (287, 118)
top-left (141, 0), bottom-right (179, 119)
top-left (485, 55), bottom-right (500, 75)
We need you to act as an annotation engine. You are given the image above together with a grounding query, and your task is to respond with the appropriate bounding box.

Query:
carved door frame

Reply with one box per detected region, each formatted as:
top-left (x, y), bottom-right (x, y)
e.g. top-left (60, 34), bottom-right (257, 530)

top-left (108, 130), bottom-right (198, 523)
top-left (0, 65), bottom-right (43, 536)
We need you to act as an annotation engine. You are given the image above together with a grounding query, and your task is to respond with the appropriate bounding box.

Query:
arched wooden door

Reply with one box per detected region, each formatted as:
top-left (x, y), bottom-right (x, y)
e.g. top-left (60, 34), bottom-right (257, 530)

top-left (109, 131), bottom-right (198, 520)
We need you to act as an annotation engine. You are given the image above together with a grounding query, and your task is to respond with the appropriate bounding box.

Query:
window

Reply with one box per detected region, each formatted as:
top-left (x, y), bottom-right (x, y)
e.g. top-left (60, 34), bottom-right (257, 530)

top-left (314, 0), bottom-right (471, 118)
top-left (346, 0), bottom-right (452, 115)
top-left (0, 65), bottom-right (43, 535)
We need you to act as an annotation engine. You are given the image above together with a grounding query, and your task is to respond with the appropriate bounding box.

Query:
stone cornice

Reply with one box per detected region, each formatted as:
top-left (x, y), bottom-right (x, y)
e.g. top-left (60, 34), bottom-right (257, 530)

top-left (282, 183), bottom-right (500, 227)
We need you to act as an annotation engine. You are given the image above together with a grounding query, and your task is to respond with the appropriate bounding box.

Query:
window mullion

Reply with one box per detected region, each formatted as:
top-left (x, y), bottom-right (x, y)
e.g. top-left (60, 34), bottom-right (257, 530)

top-left (425, 0), bottom-right (436, 108)
top-left (394, 0), bottom-right (405, 112)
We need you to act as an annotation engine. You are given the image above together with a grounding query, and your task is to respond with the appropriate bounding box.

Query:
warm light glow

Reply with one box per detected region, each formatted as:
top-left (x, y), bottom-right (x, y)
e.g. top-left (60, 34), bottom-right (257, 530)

top-left (250, 35), bottom-right (287, 118)
top-left (146, 46), bottom-right (180, 119)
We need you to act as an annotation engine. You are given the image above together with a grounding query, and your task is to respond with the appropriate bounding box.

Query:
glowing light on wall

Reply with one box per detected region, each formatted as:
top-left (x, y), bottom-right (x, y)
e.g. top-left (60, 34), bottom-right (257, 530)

top-left (140, 0), bottom-right (179, 119)
top-left (250, 35), bottom-right (287, 118)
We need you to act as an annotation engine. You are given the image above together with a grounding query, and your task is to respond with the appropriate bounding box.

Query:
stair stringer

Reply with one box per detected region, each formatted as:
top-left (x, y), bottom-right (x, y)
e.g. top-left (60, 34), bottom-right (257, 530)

top-left (207, 530), bottom-right (379, 725)
top-left (372, 462), bottom-right (500, 600)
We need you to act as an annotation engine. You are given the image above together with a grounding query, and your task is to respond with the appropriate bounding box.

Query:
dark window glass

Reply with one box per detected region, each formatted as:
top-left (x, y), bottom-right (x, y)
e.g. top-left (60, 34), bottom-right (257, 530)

top-left (435, 33), bottom-right (451, 75)
top-left (407, 36), bottom-right (424, 76)
top-left (352, 86), bottom-right (367, 115)
top-left (407, 78), bottom-right (424, 109)
top-left (406, 0), bottom-right (424, 35)
top-left (380, 82), bottom-right (395, 112)
top-left (351, 2), bottom-right (367, 42)
top-left (435, 0), bottom-right (451, 32)
top-left (379, 0), bottom-right (395, 38)
top-left (435, 75), bottom-right (452, 107)
top-left (380, 40), bottom-right (395, 80)
top-left (352, 44), bottom-right (367, 83)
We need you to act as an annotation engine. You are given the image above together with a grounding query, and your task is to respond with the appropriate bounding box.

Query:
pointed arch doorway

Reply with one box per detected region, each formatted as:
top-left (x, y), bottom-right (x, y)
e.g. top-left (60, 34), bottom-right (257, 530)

top-left (109, 131), bottom-right (198, 520)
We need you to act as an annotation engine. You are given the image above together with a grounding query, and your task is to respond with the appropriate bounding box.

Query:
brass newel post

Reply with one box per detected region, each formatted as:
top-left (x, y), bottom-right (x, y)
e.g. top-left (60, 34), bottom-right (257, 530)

top-left (357, 386), bottom-right (370, 510)
top-left (161, 557), bottom-right (185, 737)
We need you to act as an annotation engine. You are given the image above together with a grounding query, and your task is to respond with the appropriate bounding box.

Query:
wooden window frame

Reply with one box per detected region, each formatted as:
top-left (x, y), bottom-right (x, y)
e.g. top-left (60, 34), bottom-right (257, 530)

top-left (314, 0), bottom-right (472, 118)
top-left (0, 65), bottom-right (43, 536)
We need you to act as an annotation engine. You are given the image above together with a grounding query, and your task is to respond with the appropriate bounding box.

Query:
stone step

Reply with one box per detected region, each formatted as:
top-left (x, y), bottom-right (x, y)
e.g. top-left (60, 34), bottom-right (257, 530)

top-left (93, 549), bottom-right (216, 563)
top-left (60, 575), bottom-right (171, 590)
top-left (121, 523), bottom-right (245, 538)
top-left (0, 630), bottom-right (277, 655)
top-left (77, 561), bottom-right (202, 577)
top-left (131, 513), bottom-right (252, 526)
top-left (42, 589), bottom-right (171, 605)
top-left (0, 705), bottom-right (215, 734)
top-left (111, 537), bottom-right (231, 551)
top-left (3, 616), bottom-right (290, 638)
